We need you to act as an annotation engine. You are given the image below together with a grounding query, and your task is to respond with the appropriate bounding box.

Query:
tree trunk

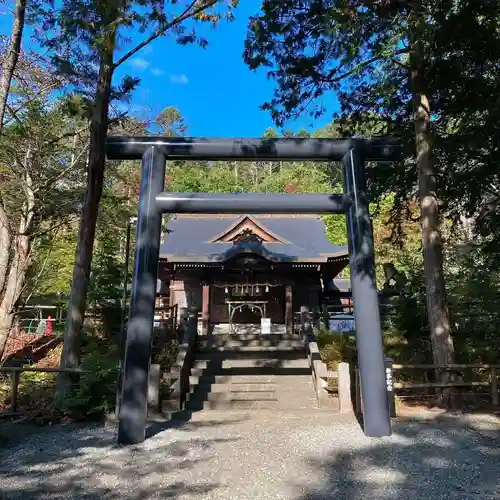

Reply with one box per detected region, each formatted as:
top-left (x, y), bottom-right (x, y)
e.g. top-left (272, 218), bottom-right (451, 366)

top-left (0, 215), bottom-right (33, 360)
top-left (0, 148), bottom-right (34, 361)
top-left (0, 204), bottom-right (11, 298)
top-left (57, 45), bottom-right (115, 394)
top-left (0, 310), bottom-right (15, 360)
top-left (0, 236), bottom-right (30, 360)
top-left (410, 55), bottom-right (455, 382)
top-left (0, 0), bottom-right (28, 134)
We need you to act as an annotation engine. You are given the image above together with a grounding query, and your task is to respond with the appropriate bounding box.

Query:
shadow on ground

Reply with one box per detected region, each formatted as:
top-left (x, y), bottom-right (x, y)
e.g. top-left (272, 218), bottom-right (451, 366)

top-left (293, 413), bottom-right (500, 500)
top-left (1, 411), bottom-right (500, 499)
top-left (0, 414), bottom-right (248, 500)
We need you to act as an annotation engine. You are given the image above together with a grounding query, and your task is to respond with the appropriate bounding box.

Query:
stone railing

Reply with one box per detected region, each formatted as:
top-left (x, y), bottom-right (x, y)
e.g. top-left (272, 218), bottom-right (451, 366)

top-left (300, 306), bottom-right (352, 413)
top-left (160, 309), bottom-right (198, 413)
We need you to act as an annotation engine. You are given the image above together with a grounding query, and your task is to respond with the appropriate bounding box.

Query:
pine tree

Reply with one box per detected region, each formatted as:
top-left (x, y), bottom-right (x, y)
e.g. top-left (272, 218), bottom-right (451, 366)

top-left (243, 0), bottom-right (465, 375)
top-left (32, 0), bottom-right (238, 394)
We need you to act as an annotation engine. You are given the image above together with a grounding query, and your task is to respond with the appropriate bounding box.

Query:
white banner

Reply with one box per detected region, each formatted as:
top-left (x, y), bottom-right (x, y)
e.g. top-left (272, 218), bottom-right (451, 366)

top-left (261, 317), bottom-right (272, 334)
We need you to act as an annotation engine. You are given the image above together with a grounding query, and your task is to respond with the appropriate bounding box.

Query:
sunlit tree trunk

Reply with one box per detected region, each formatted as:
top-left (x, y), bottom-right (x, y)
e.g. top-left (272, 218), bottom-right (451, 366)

top-left (0, 151), bottom-right (35, 359)
top-left (0, 0), bottom-right (28, 134)
top-left (409, 8), bottom-right (454, 401)
top-left (57, 42), bottom-right (115, 393)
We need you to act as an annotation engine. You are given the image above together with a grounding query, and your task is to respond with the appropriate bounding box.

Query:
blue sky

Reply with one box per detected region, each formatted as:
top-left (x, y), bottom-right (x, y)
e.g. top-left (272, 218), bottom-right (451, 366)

top-left (1, 1), bottom-right (339, 137)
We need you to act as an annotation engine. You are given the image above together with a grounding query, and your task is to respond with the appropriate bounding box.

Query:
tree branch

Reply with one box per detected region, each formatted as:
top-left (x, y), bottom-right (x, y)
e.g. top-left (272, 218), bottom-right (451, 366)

top-left (390, 57), bottom-right (410, 70)
top-left (26, 215), bottom-right (76, 239)
top-left (34, 142), bottom-right (89, 195)
top-left (45, 125), bottom-right (89, 148)
top-left (3, 80), bottom-right (62, 127)
top-left (113, 0), bottom-right (218, 69)
top-left (4, 102), bottom-right (24, 127)
top-left (20, 231), bottom-right (58, 304)
top-left (323, 48), bottom-right (409, 84)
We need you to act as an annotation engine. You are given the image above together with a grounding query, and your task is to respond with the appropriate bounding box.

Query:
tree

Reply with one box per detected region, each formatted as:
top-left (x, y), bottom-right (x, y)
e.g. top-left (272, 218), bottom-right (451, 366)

top-left (243, 0), bottom-right (462, 370)
top-left (0, 0), bottom-right (28, 134)
top-left (408, 2), bottom-right (454, 370)
top-left (155, 106), bottom-right (187, 137)
top-left (32, 0), bottom-right (238, 393)
top-left (0, 0), bottom-right (30, 350)
top-left (0, 85), bottom-right (87, 359)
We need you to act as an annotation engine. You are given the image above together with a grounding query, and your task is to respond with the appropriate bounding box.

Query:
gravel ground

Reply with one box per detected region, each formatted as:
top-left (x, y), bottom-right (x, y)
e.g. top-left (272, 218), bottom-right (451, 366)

top-left (1, 410), bottom-right (500, 500)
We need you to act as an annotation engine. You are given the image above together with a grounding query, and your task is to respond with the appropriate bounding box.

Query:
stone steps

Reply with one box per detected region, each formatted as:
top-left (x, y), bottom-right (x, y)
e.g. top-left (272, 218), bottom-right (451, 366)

top-left (194, 349), bottom-right (305, 361)
top-left (199, 333), bottom-right (301, 345)
top-left (191, 383), bottom-right (278, 393)
top-left (188, 374), bottom-right (315, 385)
top-left (188, 390), bottom-right (279, 402)
top-left (196, 343), bottom-right (305, 353)
top-left (190, 365), bottom-right (313, 378)
top-left (192, 357), bottom-right (308, 369)
top-left (172, 331), bottom-right (341, 415)
top-left (190, 378), bottom-right (315, 390)
top-left (186, 390), bottom-right (318, 404)
top-left (184, 399), bottom-right (324, 411)
top-left (188, 381), bottom-right (315, 393)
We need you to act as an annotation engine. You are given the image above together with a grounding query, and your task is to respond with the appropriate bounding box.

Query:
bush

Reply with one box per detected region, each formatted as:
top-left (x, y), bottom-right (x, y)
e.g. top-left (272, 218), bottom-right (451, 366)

top-left (0, 374), bottom-right (11, 412)
top-left (316, 329), bottom-right (357, 369)
top-left (152, 340), bottom-right (179, 371)
top-left (0, 370), bottom-right (58, 424)
top-left (151, 340), bottom-right (179, 400)
top-left (58, 337), bottom-right (118, 420)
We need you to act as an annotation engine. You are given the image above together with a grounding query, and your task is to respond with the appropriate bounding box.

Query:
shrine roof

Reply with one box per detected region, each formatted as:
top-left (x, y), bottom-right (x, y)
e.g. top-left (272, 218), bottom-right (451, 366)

top-left (159, 214), bottom-right (348, 263)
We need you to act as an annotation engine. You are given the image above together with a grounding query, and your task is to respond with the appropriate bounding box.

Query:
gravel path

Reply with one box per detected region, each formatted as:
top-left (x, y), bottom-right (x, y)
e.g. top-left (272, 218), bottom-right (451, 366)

top-left (1, 410), bottom-right (500, 500)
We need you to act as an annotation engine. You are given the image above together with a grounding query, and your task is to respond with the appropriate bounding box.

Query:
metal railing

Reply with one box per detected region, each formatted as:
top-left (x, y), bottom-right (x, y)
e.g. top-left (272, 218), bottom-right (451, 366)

top-left (11, 318), bottom-right (63, 336)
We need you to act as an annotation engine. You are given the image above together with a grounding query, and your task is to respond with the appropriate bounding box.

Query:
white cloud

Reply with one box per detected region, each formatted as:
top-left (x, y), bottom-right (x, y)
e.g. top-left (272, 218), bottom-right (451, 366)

top-left (129, 57), bottom-right (150, 71)
top-left (170, 73), bottom-right (189, 85)
top-left (151, 68), bottom-right (165, 77)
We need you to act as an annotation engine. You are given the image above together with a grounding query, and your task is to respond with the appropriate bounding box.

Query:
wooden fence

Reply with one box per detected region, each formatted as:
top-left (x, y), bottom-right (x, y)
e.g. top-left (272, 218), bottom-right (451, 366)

top-left (0, 366), bottom-right (84, 415)
top-left (392, 364), bottom-right (499, 405)
top-left (3, 306), bottom-right (181, 418)
top-left (5, 360), bottom-right (498, 420)
top-left (355, 363), bottom-right (500, 415)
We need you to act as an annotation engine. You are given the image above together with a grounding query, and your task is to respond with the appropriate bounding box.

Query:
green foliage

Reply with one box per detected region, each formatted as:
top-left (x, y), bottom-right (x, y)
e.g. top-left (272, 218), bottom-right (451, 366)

top-left (152, 340), bottom-right (179, 372)
top-left (324, 214), bottom-right (347, 246)
top-left (58, 337), bottom-right (118, 420)
top-left (380, 241), bottom-right (500, 365)
top-left (1, 370), bottom-right (57, 421)
top-left (155, 106), bottom-right (187, 137)
top-left (381, 295), bottom-right (431, 365)
top-left (15, 371), bottom-right (57, 414)
top-left (244, 1), bottom-right (500, 249)
top-left (0, 78), bottom-right (86, 339)
top-left (0, 102), bottom-right (84, 231)
top-left (28, 230), bottom-right (77, 297)
top-left (444, 245), bottom-right (500, 364)
top-left (32, 0), bottom-right (239, 115)
top-left (316, 329), bottom-right (357, 369)
top-left (244, 1), bottom-right (410, 126)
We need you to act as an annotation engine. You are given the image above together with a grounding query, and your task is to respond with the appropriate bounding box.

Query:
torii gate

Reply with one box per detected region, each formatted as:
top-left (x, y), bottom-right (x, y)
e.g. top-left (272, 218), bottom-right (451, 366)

top-left (106, 136), bottom-right (401, 445)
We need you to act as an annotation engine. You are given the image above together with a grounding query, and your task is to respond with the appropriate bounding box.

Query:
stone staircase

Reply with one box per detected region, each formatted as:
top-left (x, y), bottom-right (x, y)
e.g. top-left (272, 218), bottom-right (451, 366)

top-left (182, 332), bottom-right (340, 412)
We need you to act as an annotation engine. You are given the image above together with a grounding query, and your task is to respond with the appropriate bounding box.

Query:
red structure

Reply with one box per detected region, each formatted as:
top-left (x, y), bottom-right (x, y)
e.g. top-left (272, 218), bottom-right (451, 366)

top-left (45, 316), bottom-right (53, 336)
